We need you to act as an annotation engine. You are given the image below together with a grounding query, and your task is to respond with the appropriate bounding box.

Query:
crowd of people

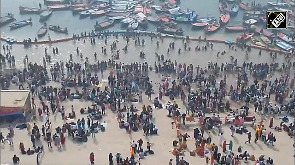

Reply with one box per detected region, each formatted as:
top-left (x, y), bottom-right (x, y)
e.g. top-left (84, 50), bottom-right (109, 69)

top-left (0, 31), bottom-right (295, 165)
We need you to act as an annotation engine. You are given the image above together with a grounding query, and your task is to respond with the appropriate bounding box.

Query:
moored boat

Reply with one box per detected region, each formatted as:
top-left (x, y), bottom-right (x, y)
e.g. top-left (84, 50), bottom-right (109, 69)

top-left (90, 10), bottom-right (105, 18)
top-left (225, 25), bottom-right (248, 32)
top-left (48, 5), bottom-right (70, 10)
top-left (275, 39), bottom-right (293, 51)
top-left (147, 16), bottom-right (161, 24)
top-left (9, 19), bottom-right (32, 30)
top-left (94, 20), bottom-right (115, 31)
top-left (219, 1), bottom-right (229, 12)
top-left (121, 17), bottom-right (134, 27)
top-left (260, 35), bottom-right (273, 46)
top-left (80, 10), bottom-right (92, 18)
top-left (244, 19), bottom-right (257, 25)
top-left (0, 14), bottom-right (15, 27)
top-left (227, 0), bottom-right (236, 3)
top-left (109, 16), bottom-right (126, 22)
top-left (72, 7), bottom-right (88, 15)
top-left (37, 25), bottom-right (47, 37)
top-left (239, 2), bottom-right (252, 11)
top-left (219, 13), bottom-right (230, 25)
top-left (236, 33), bottom-right (253, 42)
top-left (229, 4), bottom-right (239, 16)
top-left (277, 33), bottom-right (295, 45)
top-left (127, 21), bottom-right (139, 30)
top-left (251, 37), bottom-right (266, 47)
top-left (251, 25), bottom-right (274, 38)
top-left (39, 9), bottom-right (53, 22)
top-left (49, 25), bottom-right (68, 34)
top-left (157, 26), bottom-right (184, 35)
top-left (105, 11), bottom-right (129, 17)
top-left (204, 22), bottom-right (220, 33)
top-left (19, 6), bottom-right (42, 14)
top-left (192, 22), bottom-right (209, 29)
top-left (134, 5), bottom-right (144, 13)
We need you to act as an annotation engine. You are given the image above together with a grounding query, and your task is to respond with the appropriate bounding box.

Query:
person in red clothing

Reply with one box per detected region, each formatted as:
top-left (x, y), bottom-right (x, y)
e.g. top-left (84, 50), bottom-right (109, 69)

top-left (90, 152), bottom-right (94, 164)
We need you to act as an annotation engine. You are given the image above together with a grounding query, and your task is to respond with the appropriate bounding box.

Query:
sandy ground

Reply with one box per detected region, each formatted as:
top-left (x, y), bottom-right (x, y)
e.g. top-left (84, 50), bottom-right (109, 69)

top-left (1, 36), bottom-right (295, 165)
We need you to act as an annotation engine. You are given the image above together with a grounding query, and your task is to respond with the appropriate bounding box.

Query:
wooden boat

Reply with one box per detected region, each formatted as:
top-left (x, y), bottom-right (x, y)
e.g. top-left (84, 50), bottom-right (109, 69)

top-left (227, 0), bottom-right (236, 3)
top-left (9, 19), bottom-right (32, 30)
top-left (260, 35), bottom-right (273, 46)
top-left (90, 10), bottom-right (105, 18)
top-left (275, 39), bottom-right (293, 51)
top-left (219, 13), bottom-right (230, 25)
top-left (157, 26), bottom-right (184, 35)
top-left (244, 19), bottom-right (257, 25)
top-left (243, 13), bottom-right (260, 20)
top-left (48, 5), bottom-right (70, 10)
top-left (94, 20), bottom-right (115, 31)
top-left (19, 6), bottom-right (42, 14)
top-left (70, 3), bottom-right (88, 9)
top-left (251, 37), bottom-right (266, 47)
top-left (49, 25), bottom-right (68, 34)
top-left (121, 17), bottom-right (134, 26)
top-left (0, 14), bottom-right (15, 27)
top-left (204, 22), bottom-right (220, 33)
top-left (239, 3), bottom-right (252, 11)
top-left (72, 7), bottom-right (88, 15)
top-left (143, 7), bottom-right (152, 15)
top-left (39, 9), bottom-right (52, 22)
top-left (134, 5), bottom-right (144, 13)
top-left (158, 15), bottom-right (171, 23)
top-left (44, 0), bottom-right (65, 4)
top-left (196, 17), bottom-right (217, 23)
top-left (173, 16), bottom-right (194, 23)
top-left (105, 11), bottom-right (129, 17)
top-left (251, 25), bottom-right (274, 38)
top-left (245, 10), bottom-right (263, 15)
top-left (147, 16), bottom-right (161, 24)
top-left (277, 33), bottom-right (295, 45)
top-left (80, 10), bottom-right (92, 18)
top-left (109, 16), bottom-right (126, 22)
top-left (236, 33), bottom-right (253, 42)
top-left (128, 21), bottom-right (139, 30)
top-left (192, 22), bottom-right (209, 29)
top-left (267, 2), bottom-right (291, 8)
top-left (229, 4), bottom-right (239, 16)
top-left (225, 25), bottom-right (248, 32)
top-left (37, 25), bottom-right (47, 37)
top-left (219, 1), bottom-right (229, 12)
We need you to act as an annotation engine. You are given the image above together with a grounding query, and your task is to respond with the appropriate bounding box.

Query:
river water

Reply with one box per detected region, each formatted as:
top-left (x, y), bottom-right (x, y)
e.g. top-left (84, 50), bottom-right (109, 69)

top-left (1, 0), bottom-right (271, 41)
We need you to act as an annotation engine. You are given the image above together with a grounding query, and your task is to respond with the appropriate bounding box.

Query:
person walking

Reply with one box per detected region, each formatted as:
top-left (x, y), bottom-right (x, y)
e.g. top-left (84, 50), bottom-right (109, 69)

top-left (90, 152), bottom-right (95, 164)
top-left (245, 132), bottom-right (252, 144)
top-left (31, 134), bottom-right (36, 148)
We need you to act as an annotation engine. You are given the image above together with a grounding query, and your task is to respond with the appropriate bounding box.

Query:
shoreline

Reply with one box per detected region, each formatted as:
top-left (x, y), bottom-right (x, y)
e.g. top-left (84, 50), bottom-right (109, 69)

top-left (1, 30), bottom-right (289, 54)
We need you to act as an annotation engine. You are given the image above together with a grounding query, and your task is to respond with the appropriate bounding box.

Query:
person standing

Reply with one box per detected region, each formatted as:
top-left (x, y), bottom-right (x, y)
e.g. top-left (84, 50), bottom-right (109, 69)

top-left (230, 125), bottom-right (235, 137)
top-left (109, 153), bottom-right (113, 165)
top-left (31, 134), bottom-right (36, 148)
top-left (90, 152), bottom-right (95, 164)
top-left (245, 132), bottom-right (252, 144)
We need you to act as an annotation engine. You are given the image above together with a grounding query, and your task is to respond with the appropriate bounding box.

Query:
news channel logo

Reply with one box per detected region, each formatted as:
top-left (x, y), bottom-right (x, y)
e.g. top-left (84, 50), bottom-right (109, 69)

top-left (267, 11), bottom-right (287, 29)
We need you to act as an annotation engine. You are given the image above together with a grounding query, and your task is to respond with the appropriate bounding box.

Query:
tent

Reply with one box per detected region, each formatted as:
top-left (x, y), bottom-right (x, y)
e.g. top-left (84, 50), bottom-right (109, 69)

top-left (0, 90), bottom-right (31, 122)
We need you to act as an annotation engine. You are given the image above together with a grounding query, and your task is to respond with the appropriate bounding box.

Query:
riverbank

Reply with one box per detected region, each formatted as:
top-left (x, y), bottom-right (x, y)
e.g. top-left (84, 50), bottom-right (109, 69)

top-left (1, 31), bottom-right (289, 54)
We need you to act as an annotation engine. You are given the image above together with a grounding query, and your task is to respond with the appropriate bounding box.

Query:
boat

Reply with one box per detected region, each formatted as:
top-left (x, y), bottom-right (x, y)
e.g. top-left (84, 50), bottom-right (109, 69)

top-left (158, 15), bottom-right (171, 23)
top-left (90, 10), bottom-right (105, 18)
top-left (143, 7), bottom-right (152, 15)
top-left (172, 12), bottom-right (197, 23)
top-left (244, 19), bottom-right (257, 25)
top-left (239, 2), bottom-right (252, 11)
top-left (19, 6), bottom-right (42, 14)
top-left (72, 7), bottom-right (88, 15)
top-left (109, 16), bottom-right (126, 22)
top-left (245, 10), bottom-right (263, 15)
top-left (196, 17), bottom-right (216, 23)
top-left (39, 9), bottom-right (52, 22)
top-left (229, 4), bottom-right (239, 16)
top-left (80, 10), bottom-right (92, 18)
top-left (251, 25), bottom-right (274, 38)
top-left (94, 20), bottom-right (115, 31)
top-left (37, 25), bottom-right (47, 37)
top-left (219, 13), bottom-right (230, 25)
top-left (147, 16), bottom-right (161, 24)
top-left (49, 25), bottom-right (68, 34)
top-left (275, 39), bottom-right (294, 51)
top-left (267, 2), bottom-right (291, 8)
top-left (225, 25), bottom-right (248, 32)
top-left (44, 0), bottom-right (65, 4)
top-left (277, 33), bottom-right (295, 45)
top-left (128, 21), bottom-right (139, 30)
top-left (0, 14), bottom-right (15, 27)
top-left (236, 33), bottom-right (253, 42)
top-left (227, 0), bottom-right (236, 3)
top-left (219, 1), bottom-right (229, 12)
top-left (134, 5), bottom-right (144, 13)
top-left (251, 37), bottom-right (266, 47)
top-left (192, 22), bottom-right (209, 29)
top-left (260, 35), bottom-right (273, 46)
top-left (9, 19), bottom-right (32, 30)
top-left (204, 22), bottom-right (220, 33)
top-left (48, 5), bottom-right (70, 10)
top-left (121, 17), bottom-right (134, 26)
top-left (243, 13), bottom-right (260, 20)
top-left (105, 11), bottom-right (129, 17)
top-left (157, 26), bottom-right (184, 35)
